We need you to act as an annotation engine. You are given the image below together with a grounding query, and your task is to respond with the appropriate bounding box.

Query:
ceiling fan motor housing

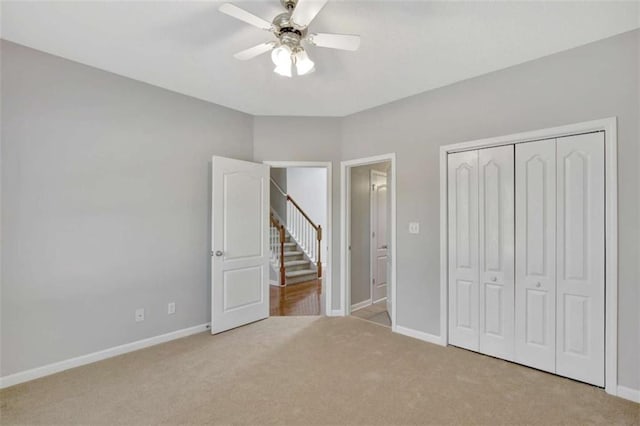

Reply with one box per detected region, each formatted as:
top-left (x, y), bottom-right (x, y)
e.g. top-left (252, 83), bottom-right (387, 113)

top-left (273, 12), bottom-right (306, 49)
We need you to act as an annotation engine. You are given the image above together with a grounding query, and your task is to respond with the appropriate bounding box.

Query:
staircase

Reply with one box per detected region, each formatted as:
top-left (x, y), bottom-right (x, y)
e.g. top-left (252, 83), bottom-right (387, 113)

top-left (279, 230), bottom-right (319, 285)
top-left (269, 179), bottom-right (323, 287)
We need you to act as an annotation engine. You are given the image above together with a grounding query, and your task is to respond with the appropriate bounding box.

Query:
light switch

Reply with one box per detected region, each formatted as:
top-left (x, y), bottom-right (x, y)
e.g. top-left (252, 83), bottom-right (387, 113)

top-left (409, 222), bottom-right (420, 234)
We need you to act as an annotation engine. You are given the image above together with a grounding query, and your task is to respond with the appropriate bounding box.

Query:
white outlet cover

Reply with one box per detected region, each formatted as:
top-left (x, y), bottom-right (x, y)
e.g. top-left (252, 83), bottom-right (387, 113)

top-left (168, 302), bottom-right (176, 315)
top-left (409, 222), bottom-right (420, 234)
top-left (135, 308), bottom-right (145, 322)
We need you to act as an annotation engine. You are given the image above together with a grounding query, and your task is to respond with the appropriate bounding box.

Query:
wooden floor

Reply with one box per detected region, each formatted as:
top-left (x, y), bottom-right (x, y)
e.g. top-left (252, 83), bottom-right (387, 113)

top-left (270, 279), bottom-right (322, 316)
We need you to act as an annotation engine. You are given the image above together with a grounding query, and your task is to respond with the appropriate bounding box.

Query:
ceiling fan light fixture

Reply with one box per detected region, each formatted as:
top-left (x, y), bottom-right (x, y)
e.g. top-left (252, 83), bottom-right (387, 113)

top-left (273, 59), bottom-right (293, 78)
top-left (271, 44), bottom-right (292, 67)
top-left (294, 48), bottom-right (315, 76)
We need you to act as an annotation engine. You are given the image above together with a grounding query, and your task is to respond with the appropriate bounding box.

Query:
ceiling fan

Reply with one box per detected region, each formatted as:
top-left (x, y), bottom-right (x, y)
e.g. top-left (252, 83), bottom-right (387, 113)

top-left (219, 0), bottom-right (361, 77)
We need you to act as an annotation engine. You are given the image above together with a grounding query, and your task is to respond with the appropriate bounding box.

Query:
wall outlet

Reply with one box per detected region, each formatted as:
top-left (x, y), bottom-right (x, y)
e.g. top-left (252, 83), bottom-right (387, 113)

top-left (168, 302), bottom-right (176, 315)
top-left (409, 222), bottom-right (420, 234)
top-left (135, 308), bottom-right (145, 322)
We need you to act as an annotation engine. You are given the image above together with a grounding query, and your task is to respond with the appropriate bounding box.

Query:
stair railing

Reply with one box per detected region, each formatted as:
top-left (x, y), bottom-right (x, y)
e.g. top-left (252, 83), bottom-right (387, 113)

top-left (270, 177), bottom-right (323, 278)
top-left (270, 214), bottom-right (286, 286)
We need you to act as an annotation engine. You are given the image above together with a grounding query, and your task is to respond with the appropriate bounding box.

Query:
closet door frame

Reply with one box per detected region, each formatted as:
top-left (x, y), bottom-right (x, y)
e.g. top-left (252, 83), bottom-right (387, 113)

top-left (439, 117), bottom-right (618, 396)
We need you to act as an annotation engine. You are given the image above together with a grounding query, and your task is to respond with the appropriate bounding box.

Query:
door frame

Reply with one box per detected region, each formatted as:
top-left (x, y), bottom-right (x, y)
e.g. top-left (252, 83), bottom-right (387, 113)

top-left (439, 117), bottom-right (618, 396)
top-left (262, 161), bottom-right (333, 317)
top-left (340, 153), bottom-right (397, 327)
top-left (370, 169), bottom-right (389, 304)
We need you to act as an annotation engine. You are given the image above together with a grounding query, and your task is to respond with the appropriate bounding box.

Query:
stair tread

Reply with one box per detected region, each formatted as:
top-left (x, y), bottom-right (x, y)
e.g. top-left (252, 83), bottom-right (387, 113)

top-left (285, 269), bottom-right (317, 278)
top-left (283, 251), bottom-right (303, 256)
top-left (284, 260), bottom-right (309, 267)
top-left (284, 242), bottom-right (296, 246)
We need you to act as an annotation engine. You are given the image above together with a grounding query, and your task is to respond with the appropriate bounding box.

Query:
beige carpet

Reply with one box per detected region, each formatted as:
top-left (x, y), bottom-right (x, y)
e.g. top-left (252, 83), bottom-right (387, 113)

top-left (1, 317), bottom-right (637, 425)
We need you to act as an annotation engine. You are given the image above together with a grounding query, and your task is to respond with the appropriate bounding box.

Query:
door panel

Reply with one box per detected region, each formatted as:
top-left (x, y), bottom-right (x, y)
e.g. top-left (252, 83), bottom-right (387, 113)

top-left (515, 139), bottom-right (556, 373)
top-left (556, 132), bottom-right (605, 386)
top-left (448, 151), bottom-right (479, 351)
top-left (371, 170), bottom-right (388, 303)
top-left (478, 145), bottom-right (515, 360)
top-left (212, 156), bottom-right (269, 334)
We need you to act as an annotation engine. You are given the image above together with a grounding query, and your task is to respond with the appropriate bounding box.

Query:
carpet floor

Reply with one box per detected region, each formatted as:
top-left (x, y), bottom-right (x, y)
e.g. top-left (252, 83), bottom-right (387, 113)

top-left (1, 317), bottom-right (638, 425)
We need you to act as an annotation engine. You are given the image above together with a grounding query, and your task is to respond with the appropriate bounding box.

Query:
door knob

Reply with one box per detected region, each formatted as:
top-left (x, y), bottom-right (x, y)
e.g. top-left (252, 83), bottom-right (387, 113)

top-left (381, 245), bottom-right (388, 249)
top-left (536, 282), bottom-right (541, 288)
top-left (215, 250), bottom-right (224, 257)
top-left (491, 276), bottom-right (497, 282)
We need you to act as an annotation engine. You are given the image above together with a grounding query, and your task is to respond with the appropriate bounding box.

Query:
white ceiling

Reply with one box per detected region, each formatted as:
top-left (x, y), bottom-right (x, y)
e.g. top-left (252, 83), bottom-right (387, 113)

top-left (2, 1), bottom-right (639, 116)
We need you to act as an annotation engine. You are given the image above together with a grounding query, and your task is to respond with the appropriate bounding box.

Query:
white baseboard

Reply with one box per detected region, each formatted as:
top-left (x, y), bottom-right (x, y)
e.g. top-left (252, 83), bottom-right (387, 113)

top-left (327, 309), bottom-right (345, 317)
top-left (617, 385), bottom-right (640, 403)
top-left (393, 325), bottom-right (446, 347)
top-left (350, 298), bottom-right (372, 312)
top-left (0, 323), bottom-right (210, 389)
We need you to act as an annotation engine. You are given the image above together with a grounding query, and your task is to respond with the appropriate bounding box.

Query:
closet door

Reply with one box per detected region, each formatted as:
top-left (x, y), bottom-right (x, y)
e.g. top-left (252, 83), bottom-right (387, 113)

top-left (478, 146), bottom-right (515, 360)
top-left (515, 139), bottom-right (556, 373)
top-left (556, 132), bottom-right (605, 386)
top-left (448, 150), bottom-right (479, 351)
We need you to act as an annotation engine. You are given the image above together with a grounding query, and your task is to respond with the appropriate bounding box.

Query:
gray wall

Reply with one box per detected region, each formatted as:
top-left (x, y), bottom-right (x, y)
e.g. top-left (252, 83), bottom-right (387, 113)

top-left (0, 41), bottom-right (253, 376)
top-left (253, 116), bottom-right (343, 310)
top-left (269, 167), bottom-right (287, 221)
top-left (341, 29), bottom-right (640, 390)
top-left (350, 162), bottom-right (390, 307)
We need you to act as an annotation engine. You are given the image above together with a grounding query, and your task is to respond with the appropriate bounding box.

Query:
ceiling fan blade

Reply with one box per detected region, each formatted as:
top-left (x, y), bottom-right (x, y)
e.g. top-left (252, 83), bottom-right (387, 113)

top-left (233, 42), bottom-right (275, 61)
top-left (307, 33), bottom-right (361, 51)
top-left (219, 3), bottom-right (273, 31)
top-left (290, 0), bottom-right (328, 28)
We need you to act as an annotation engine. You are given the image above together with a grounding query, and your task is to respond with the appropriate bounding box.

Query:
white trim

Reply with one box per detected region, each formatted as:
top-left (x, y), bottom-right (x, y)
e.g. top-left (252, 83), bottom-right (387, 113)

top-left (616, 386), bottom-right (640, 403)
top-left (269, 279), bottom-right (280, 287)
top-left (341, 153), bottom-right (397, 330)
top-left (351, 298), bottom-right (372, 312)
top-left (263, 161), bottom-right (333, 316)
top-left (0, 323), bottom-right (210, 389)
top-left (439, 117), bottom-right (618, 395)
top-left (327, 309), bottom-right (344, 317)
top-left (394, 325), bottom-right (446, 347)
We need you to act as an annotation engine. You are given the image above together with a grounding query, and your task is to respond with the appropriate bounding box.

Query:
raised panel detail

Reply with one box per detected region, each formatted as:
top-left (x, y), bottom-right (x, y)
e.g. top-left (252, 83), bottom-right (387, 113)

top-left (456, 280), bottom-right (473, 329)
top-left (525, 289), bottom-right (547, 346)
top-left (483, 161), bottom-right (501, 272)
top-left (456, 165), bottom-right (472, 269)
top-left (563, 151), bottom-right (588, 281)
top-left (563, 294), bottom-right (589, 356)
top-left (525, 156), bottom-right (547, 277)
top-left (224, 173), bottom-right (263, 259)
top-left (223, 266), bottom-right (263, 311)
top-left (484, 283), bottom-right (503, 336)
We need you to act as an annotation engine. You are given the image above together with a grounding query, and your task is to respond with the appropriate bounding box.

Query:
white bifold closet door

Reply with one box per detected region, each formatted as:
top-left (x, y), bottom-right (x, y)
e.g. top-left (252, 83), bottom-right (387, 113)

top-left (514, 139), bottom-right (557, 373)
top-left (478, 146), bottom-right (515, 360)
top-left (555, 133), bottom-right (605, 387)
top-left (448, 132), bottom-right (605, 387)
top-left (448, 150), bottom-right (480, 350)
top-left (514, 133), bottom-right (605, 385)
top-left (448, 146), bottom-right (514, 357)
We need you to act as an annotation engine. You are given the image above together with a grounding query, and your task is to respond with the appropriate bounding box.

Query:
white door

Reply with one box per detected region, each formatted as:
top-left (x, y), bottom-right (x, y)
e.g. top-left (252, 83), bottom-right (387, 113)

top-left (371, 170), bottom-right (388, 303)
top-left (448, 150), bottom-right (480, 351)
top-left (211, 156), bottom-right (270, 334)
top-left (478, 145), bottom-right (515, 360)
top-left (555, 132), bottom-right (605, 386)
top-left (515, 139), bottom-right (556, 373)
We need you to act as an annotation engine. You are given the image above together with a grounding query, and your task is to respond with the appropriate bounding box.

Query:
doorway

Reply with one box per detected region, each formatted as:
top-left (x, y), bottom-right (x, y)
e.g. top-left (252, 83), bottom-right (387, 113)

top-left (341, 154), bottom-right (397, 328)
top-left (264, 161), bottom-right (332, 317)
